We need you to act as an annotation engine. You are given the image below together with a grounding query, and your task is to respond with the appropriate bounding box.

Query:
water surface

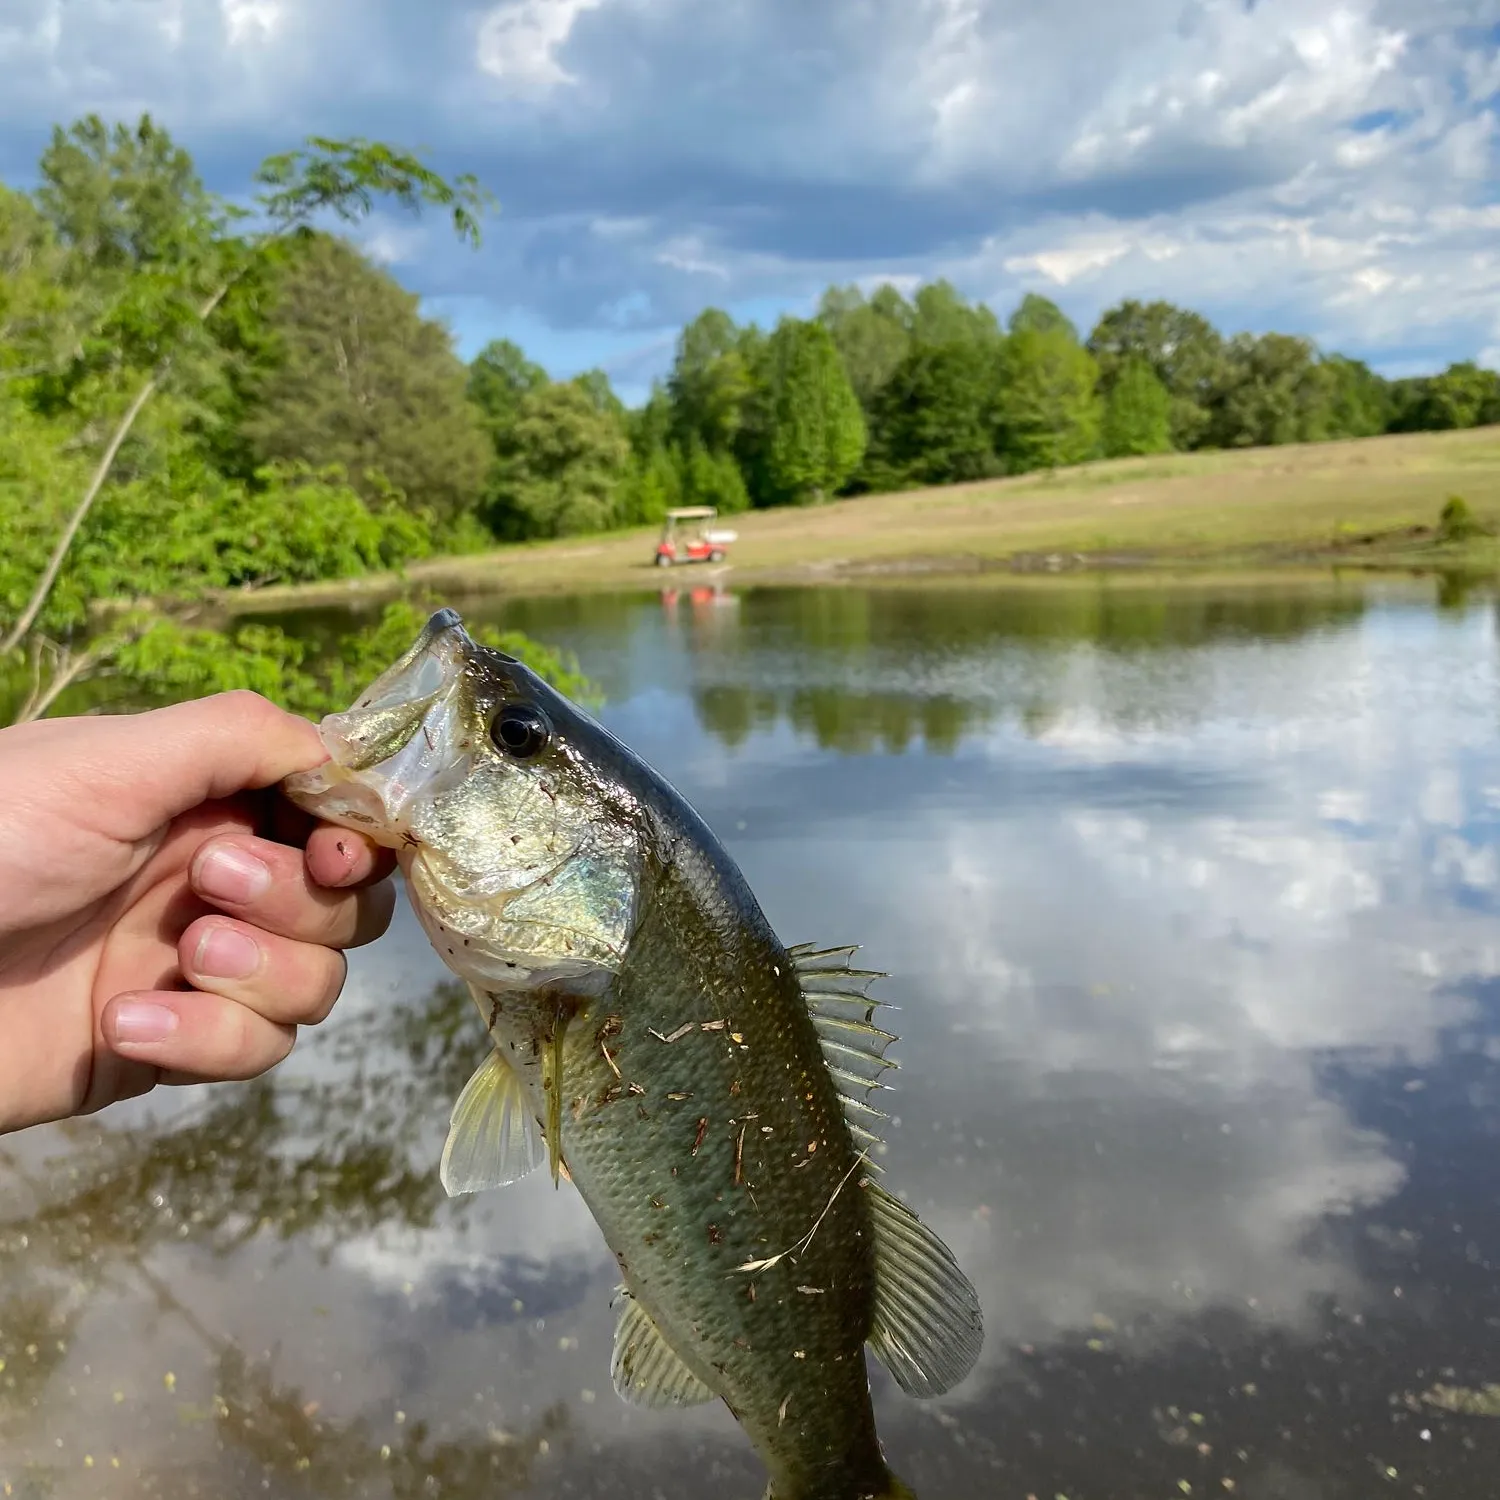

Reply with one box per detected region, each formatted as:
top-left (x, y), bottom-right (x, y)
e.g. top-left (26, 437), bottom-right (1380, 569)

top-left (6, 574), bottom-right (1500, 1499)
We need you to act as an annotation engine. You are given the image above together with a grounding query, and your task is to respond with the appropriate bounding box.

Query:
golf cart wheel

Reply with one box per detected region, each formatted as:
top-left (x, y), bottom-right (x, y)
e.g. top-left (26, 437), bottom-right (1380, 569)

top-left (655, 553), bottom-right (673, 567)
top-left (709, 550), bottom-right (724, 563)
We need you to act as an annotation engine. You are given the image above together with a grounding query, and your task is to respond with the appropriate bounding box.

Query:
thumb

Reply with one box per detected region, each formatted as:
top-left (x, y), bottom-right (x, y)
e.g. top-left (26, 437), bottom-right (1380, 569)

top-left (49, 691), bottom-right (330, 844)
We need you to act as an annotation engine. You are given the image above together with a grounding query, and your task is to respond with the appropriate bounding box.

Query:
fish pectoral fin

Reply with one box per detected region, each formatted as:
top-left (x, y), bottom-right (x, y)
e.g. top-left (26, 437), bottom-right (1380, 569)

top-left (866, 1181), bottom-right (984, 1398)
top-left (610, 1293), bottom-right (716, 1409)
top-left (439, 1047), bottom-right (547, 1197)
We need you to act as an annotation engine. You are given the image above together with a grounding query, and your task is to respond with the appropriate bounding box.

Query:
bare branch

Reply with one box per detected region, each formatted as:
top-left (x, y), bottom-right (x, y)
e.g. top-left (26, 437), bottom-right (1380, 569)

top-left (1, 375), bottom-right (158, 655)
top-left (12, 635), bottom-right (119, 724)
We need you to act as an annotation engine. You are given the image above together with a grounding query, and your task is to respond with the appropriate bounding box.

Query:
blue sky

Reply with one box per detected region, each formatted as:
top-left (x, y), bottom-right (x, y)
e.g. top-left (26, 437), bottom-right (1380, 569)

top-left (1, 0), bottom-right (1497, 403)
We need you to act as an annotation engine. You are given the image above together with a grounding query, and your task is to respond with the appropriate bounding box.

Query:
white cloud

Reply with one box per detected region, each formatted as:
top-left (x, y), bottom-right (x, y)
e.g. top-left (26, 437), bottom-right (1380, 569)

top-left (1003, 238), bottom-right (1132, 286)
top-left (0, 4), bottom-right (62, 60)
top-left (0, 0), bottom-right (1496, 378)
top-left (476, 0), bottom-right (606, 93)
top-left (653, 233), bottom-right (730, 278)
top-left (221, 0), bottom-right (282, 45)
top-left (358, 217), bottom-right (430, 266)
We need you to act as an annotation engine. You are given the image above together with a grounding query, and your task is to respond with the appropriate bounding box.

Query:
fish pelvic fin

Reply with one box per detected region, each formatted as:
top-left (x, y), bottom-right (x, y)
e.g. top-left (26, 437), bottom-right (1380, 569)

top-left (611, 1292), bottom-right (716, 1408)
top-left (789, 942), bottom-right (896, 1161)
top-left (440, 1046), bottom-right (546, 1196)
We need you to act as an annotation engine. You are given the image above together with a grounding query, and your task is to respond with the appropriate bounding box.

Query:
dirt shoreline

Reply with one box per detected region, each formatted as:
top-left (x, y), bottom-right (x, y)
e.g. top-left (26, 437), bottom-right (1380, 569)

top-left (200, 532), bottom-right (1494, 617)
top-left (170, 426), bottom-right (1500, 615)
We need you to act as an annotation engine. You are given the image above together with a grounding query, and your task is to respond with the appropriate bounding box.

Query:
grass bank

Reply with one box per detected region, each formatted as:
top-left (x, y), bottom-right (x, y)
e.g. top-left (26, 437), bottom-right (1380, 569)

top-left (219, 427), bottom-right (1500, 613)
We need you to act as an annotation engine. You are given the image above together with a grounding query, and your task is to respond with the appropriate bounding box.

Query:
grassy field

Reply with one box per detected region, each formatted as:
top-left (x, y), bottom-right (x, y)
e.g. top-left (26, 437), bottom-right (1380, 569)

top-left (221, 426), bottom-right (1500, 612)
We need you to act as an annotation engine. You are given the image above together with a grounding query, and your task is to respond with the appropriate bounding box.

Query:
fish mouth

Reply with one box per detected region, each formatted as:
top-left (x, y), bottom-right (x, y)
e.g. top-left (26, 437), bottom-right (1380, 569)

top-left (320, 609), bottom-right (471, 767)
top-left (282, 609), bottom-right (478, 836)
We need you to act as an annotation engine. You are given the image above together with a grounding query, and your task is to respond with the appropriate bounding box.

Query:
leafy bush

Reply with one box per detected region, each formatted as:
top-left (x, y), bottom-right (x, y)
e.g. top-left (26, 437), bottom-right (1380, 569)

top-left (1439, 494), bottom-right (1483, 542)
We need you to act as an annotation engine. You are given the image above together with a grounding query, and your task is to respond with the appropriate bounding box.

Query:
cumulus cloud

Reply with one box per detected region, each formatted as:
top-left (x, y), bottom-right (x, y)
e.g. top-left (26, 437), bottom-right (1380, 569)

top-left (0, 0), bottom-right (1495, 387)
top-left (476, 0), bottom-right (607, 93)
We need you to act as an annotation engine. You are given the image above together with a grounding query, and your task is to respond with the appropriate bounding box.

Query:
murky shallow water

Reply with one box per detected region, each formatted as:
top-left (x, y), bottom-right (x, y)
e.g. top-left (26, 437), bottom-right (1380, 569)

top-left (7, 575), bottom-right (1500, 1499)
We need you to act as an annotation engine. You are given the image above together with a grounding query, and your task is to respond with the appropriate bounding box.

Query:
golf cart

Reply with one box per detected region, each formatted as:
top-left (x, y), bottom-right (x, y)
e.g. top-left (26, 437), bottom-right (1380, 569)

top-left (654, 507), bottom-right (737, 567)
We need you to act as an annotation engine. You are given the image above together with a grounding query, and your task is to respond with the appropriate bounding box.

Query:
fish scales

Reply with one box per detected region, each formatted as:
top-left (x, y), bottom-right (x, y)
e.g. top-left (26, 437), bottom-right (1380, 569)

top-left (559, 846), bottom-right (888, 1492)
top-left (281, 608), bottom-right (981, 1500)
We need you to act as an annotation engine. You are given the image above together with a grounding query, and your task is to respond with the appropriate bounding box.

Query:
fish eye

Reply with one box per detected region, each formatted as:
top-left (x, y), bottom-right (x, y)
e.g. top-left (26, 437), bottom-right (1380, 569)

top-left (491, 703), bottom-right (551, 759)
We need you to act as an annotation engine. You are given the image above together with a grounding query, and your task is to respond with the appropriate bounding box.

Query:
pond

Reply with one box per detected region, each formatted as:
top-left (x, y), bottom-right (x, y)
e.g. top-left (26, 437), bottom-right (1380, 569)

top-left (6, 573), bottom-right (1500, 1499)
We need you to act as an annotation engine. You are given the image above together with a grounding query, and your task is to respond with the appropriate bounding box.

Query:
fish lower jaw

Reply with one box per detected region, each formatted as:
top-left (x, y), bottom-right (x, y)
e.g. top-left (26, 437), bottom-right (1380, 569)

top-left (281, 763), bottom-right (406, 849)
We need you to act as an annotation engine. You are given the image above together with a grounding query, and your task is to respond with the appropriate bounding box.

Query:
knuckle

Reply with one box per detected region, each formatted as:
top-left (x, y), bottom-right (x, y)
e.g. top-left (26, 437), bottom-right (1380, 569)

top-left (306, 951), bottom-right (347, 1024)
top-left (221, 688), bottom-right (278, 722)
top-left (221, 1002), bottom-right (261, 1072)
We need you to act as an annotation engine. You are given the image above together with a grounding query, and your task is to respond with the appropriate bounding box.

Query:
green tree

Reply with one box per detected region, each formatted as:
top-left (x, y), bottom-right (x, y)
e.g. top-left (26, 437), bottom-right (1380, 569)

top-left (1386, 377), bottom-right (1429, 433)
top-left (0, 114), bottom-right (491, 716)
top-left (1100, 355), bottom-right (1172, 457)
top-left (236, 232), bottom-right (490, 529)
top-left (619, 442), bottom-right (684, 526)
top-left (1320, 354), bottom-right (1391, 438)
top-left (817, 282), bottom-right (913, 409)
top-left (1206, 332), bottom-right (1333, 448)
top-left (488, 380), bottom-right (632, 538)
top-left (627, 382), bottom-right (675, 461)
top-left (1009, 292), bottom-right (1077, 340)
top-left (1399, 361), bottom-right (1500, 430)
top-left (467, 337), bottom-right (547, 447)
top-left (758, 318), bottom-right (867, 504)
top-left (0, 186), bottom-right (82, 380)
top-left (863, 341), bottom-right (1001, 488)
top-left (1088, 299), bottom-right (1225, 449)
top-left (910, 279), bottom-right (1003, 348)
top-left (682, 437), bottom-right (751, 513)
top-left (994, 326), bottom-right (1101, 471)
top-left (35, 114), bottom-right (216, 276)
top-left (668, 307), bottom-right (753, 453)
top-left (572, 366), bottom-right (626, 418)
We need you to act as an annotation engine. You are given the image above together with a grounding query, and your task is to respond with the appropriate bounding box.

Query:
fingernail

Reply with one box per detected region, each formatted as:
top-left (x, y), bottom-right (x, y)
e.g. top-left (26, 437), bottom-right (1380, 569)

top-left (112, 1001), bottom-right (179, 1046)
top-left (195, 925), bottom-right (261, 980)
top-left (195, 845), bottom-right (271, 904)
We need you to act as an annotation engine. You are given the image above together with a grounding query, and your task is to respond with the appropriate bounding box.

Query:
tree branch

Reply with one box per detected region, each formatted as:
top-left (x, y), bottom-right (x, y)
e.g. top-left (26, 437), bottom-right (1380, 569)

top-left (12, 635), bottom-right (117, 723)
top-left (0, 283), bottom-right (233, 657)
top-left (0, 375), bottom-right (158, 655)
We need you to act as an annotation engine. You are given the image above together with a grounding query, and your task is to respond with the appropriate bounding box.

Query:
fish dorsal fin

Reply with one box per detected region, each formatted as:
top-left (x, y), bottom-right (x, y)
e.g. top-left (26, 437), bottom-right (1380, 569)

top-left (864, 1181), bottom-right (983, 1397)
top-left (791, 943), bottom-right (897, 1153)
top-left (611, 1292), bottom-right (716, 1408)
top-left (440, 1047), bottom-right (546, 1197)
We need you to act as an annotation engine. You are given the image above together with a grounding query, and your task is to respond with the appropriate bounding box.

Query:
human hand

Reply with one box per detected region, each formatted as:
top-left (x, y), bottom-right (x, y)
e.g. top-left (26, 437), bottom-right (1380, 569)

top-left (0, 690), bottom-right (397, 1134)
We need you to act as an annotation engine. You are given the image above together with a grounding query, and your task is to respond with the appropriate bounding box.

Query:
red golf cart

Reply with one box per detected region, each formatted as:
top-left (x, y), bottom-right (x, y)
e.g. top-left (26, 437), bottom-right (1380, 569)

top-left (654, 507), bottom-right (737, 567)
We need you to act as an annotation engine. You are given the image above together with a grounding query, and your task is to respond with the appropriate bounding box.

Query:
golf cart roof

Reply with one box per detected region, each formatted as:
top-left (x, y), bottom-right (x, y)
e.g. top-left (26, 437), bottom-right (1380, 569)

top-left (665, 507), bottom-right (717, 520)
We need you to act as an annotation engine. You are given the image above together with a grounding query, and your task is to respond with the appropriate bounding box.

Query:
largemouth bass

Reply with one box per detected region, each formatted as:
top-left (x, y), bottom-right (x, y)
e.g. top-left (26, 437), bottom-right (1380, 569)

top-left (282, 608), bottom-right (982, 1500)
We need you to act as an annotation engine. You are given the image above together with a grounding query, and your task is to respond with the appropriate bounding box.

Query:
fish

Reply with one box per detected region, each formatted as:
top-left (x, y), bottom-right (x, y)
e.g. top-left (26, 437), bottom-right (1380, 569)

top-left (281, 607), bottom-right (982, 1500)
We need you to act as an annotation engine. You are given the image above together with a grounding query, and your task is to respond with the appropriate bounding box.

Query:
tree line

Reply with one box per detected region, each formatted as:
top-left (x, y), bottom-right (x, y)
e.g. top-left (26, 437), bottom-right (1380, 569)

top-left (220, 229), bottom-right (1500, 541)
top-left (563, 286), bottom-right (1498, 531)
top-left (1, 112), bottom-right (1496, 718)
